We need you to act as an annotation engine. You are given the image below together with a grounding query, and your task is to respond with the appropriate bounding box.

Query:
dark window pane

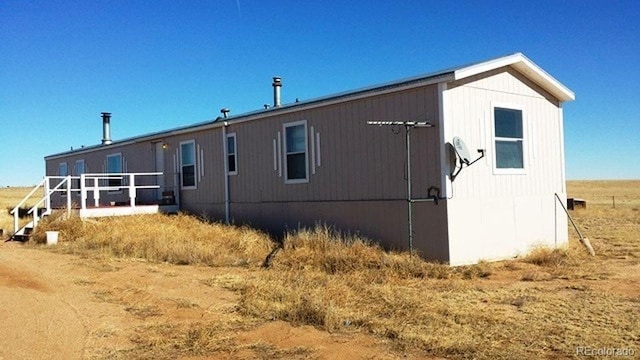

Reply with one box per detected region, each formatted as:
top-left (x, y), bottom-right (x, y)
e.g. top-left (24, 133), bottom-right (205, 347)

top-left (496, 140), bottom-right (524, 168)
top-left (182, 165), bottom-right (195, 187)
top-left (495, 108), bottom-right (523, 138)
top-left (287, 153), bottom-right (306, 180)
top-left (286, 125), bottom-right (306, 153)
top-left (106, 155), bottom-right (122, 192)
top-left (107, 155), bottom-right (122, 173)
top-left (227, 136), bottom-right (235, 154)
top-left (108, 175), bottom-right (122, 189)
top-left (228, 155), bottom-right (236, 173)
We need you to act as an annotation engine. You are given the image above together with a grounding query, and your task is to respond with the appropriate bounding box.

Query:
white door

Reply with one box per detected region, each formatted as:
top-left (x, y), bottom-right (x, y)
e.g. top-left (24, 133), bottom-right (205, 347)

top-left (155, 142), bottom-right (165, 200)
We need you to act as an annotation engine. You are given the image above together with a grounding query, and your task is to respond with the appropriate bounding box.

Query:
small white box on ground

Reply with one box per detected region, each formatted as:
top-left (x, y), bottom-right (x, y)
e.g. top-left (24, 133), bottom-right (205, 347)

top-left (46, 231), bottom-right (59, 245)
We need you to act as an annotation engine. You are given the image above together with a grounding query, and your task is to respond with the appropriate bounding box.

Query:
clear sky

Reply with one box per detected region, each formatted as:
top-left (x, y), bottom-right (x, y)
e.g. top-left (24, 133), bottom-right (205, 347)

top-left (1, 0), bottom-right (639, 186)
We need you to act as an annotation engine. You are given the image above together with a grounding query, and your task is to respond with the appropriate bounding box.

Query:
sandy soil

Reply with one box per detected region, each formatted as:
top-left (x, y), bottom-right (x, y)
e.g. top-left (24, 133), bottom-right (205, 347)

top-left (0, 242), bottom-right (421, 360)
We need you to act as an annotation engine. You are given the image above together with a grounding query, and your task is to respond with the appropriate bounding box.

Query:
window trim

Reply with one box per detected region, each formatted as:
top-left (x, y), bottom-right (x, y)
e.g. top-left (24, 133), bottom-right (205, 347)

top-left (180, 140), bottom-right (197, 190)
top-left (491, 103), bottom-right (527, 175)
top-left (106, 153), bottom-right (123, 193)
top-left (283, 120), bottom-right (309, 184)
top-left (227, 133), bottom-right (237, 176)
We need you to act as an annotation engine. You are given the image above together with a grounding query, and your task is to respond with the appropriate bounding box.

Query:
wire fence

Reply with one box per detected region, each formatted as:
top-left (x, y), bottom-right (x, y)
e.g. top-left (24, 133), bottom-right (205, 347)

top-left (568, 195), bottom-right (640, 209)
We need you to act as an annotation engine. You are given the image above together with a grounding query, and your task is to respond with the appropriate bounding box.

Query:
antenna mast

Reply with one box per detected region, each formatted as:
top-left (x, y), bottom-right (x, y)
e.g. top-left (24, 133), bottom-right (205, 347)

top-left (367, 121), bottom-right (433, 255)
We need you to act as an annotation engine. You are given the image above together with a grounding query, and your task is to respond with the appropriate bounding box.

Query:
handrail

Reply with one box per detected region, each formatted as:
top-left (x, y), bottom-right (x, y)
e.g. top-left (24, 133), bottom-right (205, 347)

top-left (10, 177), bottom-right (46, 215)
top-left (12, 172), bottom-right (168, 236)
top-left (28, 178), bottom-right (68, 214)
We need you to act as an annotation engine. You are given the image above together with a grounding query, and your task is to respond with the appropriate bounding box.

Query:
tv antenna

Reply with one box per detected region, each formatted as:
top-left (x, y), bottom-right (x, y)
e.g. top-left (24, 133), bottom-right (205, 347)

top-left (367, 120), bottom-right (434, 255)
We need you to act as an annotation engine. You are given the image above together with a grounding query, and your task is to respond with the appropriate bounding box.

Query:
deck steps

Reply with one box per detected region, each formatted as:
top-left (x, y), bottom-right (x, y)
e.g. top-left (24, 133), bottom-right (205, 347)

top-left (8, 220), bottom-right (36, 242)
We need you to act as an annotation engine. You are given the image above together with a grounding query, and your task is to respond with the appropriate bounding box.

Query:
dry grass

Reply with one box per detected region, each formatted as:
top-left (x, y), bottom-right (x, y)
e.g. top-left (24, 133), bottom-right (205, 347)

top-left (237, 222), bottom-right (639, 358)
top-left (0, 187), bottom-right (34, 238)
top-left (2, 181), bottom-right (639, 359)
top-left (567, 179), bottom-right (640, 208)
top-left (30, 212), bottom-right (274, 268)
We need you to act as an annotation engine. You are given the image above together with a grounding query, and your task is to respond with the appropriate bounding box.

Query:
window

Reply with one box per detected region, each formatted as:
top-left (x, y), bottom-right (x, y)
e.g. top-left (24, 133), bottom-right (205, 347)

top-left (180, 140), bottom-right (196, 188)
top-left (494, 107), bottom-right (524, 170)
top-left (74, 160), bottom-right (85, 193)
top-left (107, 153), bottom-right (123, 192)
top-left (58, 162), bottom-right (68, 196)
top-left (227, 133), bottom-right (237, 175)
top-left (284, 120), bottom-right (308, 183)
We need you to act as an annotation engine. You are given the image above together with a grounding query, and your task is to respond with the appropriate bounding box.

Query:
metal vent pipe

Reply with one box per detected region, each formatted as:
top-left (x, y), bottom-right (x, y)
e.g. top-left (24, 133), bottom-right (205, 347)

top-left (221, 108), bottom-right (230, 118)
top-left (272, 76), bottom-right (282, 107)
top-left (101, 112), bottom-right (112, 145)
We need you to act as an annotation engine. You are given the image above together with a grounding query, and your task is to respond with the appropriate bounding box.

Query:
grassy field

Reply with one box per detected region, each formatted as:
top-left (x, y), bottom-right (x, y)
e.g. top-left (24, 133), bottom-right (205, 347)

top-left (1, 181), bottom-right (638, 359)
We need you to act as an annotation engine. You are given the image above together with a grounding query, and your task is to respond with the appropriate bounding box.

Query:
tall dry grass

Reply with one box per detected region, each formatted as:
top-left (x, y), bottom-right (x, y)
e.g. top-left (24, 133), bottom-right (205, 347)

top-left (238, 222), bottom-right (639, 358)
top-left (31, 212), bottom-right (274, 267)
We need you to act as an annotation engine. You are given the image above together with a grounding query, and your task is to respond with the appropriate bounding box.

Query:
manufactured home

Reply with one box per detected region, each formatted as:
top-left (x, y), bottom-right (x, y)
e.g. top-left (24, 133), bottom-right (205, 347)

top-left (39, 53), bottom-right (574, 265)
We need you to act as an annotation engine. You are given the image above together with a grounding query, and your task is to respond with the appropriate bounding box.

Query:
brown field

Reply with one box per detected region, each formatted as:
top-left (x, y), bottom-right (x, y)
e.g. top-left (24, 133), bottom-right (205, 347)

top-left (0, 180), bottom-right (638, 359)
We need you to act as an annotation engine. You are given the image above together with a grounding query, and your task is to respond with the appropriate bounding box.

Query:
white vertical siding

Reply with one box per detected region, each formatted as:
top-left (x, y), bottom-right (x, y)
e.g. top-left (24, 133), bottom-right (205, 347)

top-left (444, 67), bottom-right (569, 265)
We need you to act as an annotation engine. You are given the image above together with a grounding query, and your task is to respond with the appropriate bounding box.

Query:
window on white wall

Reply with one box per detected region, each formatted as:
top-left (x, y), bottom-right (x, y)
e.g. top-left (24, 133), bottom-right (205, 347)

top-left (284, 120), bottom-right (308, 183)
top-left (180, 140), bottom-right (196, 188)
top-left (494, 107), bottom-right (524, 170)
top-left (107, 153), bottom-right (123, 192)
top-left (227, 133), bottom-right (237, 175)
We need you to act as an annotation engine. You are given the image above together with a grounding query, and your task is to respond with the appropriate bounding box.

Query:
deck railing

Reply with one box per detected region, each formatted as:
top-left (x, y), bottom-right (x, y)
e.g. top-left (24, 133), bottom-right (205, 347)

top-left (11, 172), bottom-right (172, 234)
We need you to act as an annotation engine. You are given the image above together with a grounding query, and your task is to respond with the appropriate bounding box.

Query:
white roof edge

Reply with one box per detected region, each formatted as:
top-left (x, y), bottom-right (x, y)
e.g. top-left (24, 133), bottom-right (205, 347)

top-left (453, 52), bottom-right (575, 102)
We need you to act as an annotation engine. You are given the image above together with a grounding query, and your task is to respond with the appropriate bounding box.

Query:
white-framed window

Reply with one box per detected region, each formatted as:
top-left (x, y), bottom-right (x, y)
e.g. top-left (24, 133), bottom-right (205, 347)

top-left (58, 162), bottom-right (68, 196)
top-left (283, 120), bottom-right (309, 183)
top-left (493, 104), bottom-right (525, 173)
top-left (74, 159), bottom-right (85, 194)
top-left (227, 133), bottom-right (237, 175)
top-left (180, 140), bottom-right (196, 189)
top-left (106, 153), bottom-right (123, 193)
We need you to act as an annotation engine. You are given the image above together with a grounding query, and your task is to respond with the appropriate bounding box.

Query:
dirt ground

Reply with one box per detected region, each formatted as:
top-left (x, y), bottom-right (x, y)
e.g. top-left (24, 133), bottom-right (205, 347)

top-left (0, 242), bottom-right (424, 360)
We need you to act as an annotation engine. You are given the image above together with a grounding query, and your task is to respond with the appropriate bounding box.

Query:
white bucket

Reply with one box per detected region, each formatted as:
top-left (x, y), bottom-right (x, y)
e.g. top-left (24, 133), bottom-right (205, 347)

top-left (46, 231), bottom-right (59, 245)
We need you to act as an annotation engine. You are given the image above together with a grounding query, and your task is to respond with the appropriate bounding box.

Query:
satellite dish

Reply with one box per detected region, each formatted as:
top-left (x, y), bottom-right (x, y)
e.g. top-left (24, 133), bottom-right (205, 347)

top-left (452, 137), bottom-right (471, 165)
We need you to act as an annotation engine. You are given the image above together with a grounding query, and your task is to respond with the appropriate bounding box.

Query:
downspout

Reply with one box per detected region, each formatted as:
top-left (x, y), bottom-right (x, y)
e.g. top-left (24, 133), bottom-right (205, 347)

top-left (221, 110), bottom-right (230, 224)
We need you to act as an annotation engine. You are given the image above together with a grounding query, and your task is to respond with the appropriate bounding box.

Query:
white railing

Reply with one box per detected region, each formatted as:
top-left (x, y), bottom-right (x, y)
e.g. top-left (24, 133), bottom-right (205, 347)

top-left (10, 172), bottom-right (169, 235)
top-left (79, 172), bottom-right (162, 210)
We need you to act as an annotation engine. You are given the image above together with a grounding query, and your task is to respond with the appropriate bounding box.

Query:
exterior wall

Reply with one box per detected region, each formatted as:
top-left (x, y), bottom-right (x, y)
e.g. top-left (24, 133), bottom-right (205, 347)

top-left (46, 142), bottom-right (159, 207)
top-left (442, 67), bottom-right (568, 265)
top-left (225, 85), bottom-right (449, 260)
top-left (44, 83), bottom-right (450, 261)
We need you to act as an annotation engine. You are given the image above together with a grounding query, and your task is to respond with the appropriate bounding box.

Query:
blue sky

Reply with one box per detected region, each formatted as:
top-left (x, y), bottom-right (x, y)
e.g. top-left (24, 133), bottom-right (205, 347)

top-left (1, 0), bottom-right (639, 186)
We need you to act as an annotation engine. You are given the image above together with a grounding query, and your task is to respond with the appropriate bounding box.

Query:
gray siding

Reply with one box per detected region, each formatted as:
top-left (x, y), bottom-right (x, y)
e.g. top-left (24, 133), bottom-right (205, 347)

top-left (45, 83), bottom-right (450, 260)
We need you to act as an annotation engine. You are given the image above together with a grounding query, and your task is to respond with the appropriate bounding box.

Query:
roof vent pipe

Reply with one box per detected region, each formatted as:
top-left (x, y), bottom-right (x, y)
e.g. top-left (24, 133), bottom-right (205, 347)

top-left (272, 76), bottom-right (282, 107)
top-left (221, 108), bottom-right (230, 118)
top-left (101, 112), bottom-right (112, 145)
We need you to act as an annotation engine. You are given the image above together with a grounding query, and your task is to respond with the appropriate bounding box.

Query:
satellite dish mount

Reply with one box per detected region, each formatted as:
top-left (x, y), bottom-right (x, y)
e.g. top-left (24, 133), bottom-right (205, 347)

top-left (449, 136), bottom-right (485, 181)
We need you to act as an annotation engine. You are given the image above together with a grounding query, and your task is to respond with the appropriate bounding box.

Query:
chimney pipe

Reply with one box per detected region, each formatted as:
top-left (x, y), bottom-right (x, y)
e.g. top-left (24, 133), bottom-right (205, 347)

top-left (221, 108), bottom-right (230, 118)
top-left (101, 112), bottom-right (112, 145)
top-left (272, 76), bottom-right (282, 107)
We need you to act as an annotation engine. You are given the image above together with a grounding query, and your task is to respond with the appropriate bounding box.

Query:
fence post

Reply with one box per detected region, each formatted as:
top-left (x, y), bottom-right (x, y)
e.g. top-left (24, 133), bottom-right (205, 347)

top-left (66, 175), bottom-right (72, 216)
top-left (612, 196), bottom-right (615, 209)
top-left (80, 174), bottom-right (86, 210)
top-left (93, 177), bottom-right (100, 207)
top-left (129, 174), bottom-right (136, 208)
top-left (44, 177), bottom-right (51, 214)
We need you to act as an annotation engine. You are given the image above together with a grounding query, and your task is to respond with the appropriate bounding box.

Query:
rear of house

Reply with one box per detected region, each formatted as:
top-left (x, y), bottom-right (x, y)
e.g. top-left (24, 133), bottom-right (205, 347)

top-left (44, 53), bottom-right (574, 264)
